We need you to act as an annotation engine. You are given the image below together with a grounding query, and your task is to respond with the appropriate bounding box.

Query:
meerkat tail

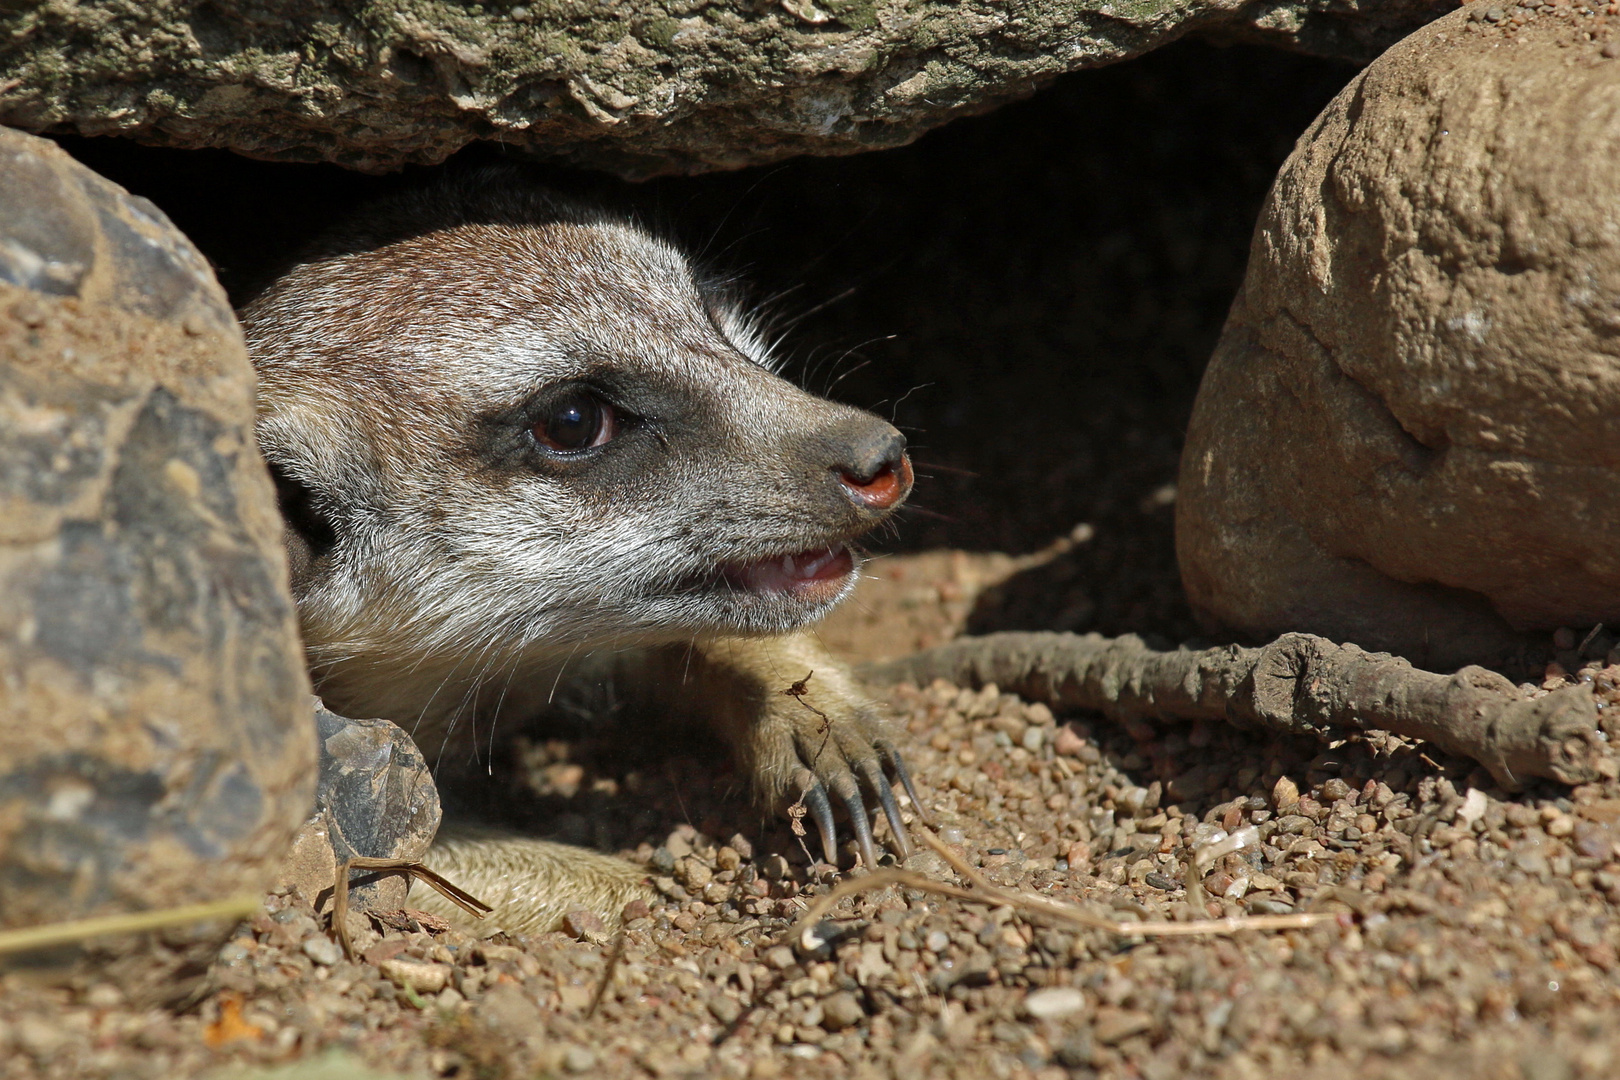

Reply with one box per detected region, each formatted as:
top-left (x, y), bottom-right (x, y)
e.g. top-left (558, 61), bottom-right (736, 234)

top-left (412, 828), bottom-right (656, 936)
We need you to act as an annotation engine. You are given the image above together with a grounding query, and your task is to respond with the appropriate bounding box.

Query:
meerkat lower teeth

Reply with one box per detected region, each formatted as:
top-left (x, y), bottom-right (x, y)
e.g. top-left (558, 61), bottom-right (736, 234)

top-left (797, 547), bottom-right (839, 577)
top-left (721, 544), bottom-right (852, 594)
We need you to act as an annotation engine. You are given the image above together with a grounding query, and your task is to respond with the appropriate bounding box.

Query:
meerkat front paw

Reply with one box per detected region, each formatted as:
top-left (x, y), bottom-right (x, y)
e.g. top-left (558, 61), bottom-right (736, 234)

top-left (680, 630), bottom-right (926, 868)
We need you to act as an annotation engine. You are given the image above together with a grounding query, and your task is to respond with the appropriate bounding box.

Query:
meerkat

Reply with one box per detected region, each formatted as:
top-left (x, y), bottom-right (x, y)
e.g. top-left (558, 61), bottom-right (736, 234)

top-left (241, 169), bottom-right (920, 932)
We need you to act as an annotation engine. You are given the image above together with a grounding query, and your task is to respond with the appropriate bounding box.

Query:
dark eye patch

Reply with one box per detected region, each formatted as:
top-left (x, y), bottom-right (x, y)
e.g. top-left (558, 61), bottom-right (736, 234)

top-left (465, 365), bottom-right (704, 482)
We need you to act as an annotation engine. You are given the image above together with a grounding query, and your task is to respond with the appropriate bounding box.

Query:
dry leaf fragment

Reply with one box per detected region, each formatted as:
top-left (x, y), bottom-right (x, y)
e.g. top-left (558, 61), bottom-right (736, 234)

top-left (202, 992), bottom-right (263, 1048)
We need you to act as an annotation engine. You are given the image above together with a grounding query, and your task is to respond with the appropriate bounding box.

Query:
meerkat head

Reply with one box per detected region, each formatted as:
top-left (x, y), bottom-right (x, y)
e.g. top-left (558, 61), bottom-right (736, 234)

top-left (241, 171), bottom-right (910, 721)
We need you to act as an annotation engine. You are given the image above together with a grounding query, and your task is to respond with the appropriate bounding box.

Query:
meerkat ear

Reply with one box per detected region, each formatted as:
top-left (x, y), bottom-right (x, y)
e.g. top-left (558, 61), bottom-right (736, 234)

top-left (266, 460), bottom-right (337, 600)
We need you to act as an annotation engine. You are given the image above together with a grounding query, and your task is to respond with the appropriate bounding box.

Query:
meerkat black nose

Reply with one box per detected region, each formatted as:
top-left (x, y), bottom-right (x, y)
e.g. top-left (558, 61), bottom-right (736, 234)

top-left (833, 423), bottom-right (912, 511)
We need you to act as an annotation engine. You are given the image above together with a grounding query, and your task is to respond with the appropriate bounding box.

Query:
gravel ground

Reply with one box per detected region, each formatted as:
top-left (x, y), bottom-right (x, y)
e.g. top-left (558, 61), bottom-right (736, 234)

top-left (5, 554), bottom-right (1620, 1080)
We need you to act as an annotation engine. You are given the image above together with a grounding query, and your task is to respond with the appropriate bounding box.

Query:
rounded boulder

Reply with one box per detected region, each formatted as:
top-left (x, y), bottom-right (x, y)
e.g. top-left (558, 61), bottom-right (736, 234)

top-left (1177, 6), bottom-right (1620, 669)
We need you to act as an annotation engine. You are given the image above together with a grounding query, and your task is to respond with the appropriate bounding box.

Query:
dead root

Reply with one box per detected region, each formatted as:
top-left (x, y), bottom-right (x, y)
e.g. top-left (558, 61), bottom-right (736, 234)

top-left (861, 631), bottom-right (1612, 790)
top-left (787, 827), bottom-right (1334, 952)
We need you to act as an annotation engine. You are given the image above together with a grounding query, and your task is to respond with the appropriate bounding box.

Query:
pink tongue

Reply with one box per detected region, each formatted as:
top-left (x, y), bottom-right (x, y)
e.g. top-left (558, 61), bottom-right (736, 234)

top-left (728, 545), bottom-right (852, 593)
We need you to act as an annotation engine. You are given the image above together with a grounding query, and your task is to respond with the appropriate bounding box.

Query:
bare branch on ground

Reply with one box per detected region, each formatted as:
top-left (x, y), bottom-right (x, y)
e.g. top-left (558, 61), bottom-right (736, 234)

top-left (787, 827), bottom-right (1333, 953)
top-left (861, 631), bottom-right (1611, 790)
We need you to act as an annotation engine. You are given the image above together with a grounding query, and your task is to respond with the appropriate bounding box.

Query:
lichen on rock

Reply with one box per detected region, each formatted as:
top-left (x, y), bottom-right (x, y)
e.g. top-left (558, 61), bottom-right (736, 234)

top-left (2, 0), bottom-right (1450, 175)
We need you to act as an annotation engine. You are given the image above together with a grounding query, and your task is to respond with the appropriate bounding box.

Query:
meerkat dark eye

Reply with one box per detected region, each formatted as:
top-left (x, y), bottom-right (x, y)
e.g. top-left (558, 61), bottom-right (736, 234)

top-left (532, 391), bottom-right (617, 453)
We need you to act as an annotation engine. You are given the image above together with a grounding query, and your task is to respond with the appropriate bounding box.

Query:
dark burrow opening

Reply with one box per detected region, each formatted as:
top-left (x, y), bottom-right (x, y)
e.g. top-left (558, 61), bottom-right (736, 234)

top-left (56, 38), bottom-right (1357, 646)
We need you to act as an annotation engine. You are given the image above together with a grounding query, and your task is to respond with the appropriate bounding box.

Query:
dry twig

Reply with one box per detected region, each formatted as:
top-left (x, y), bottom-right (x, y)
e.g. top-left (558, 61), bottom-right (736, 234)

top-left (587, 932), bottom-right (627, 1019)
top-left (0, 896), bottom-right (262, 956)
top-left (331, 857), bottom-right (492, 961)
top-left (862, 631), bottom-right (1610, 790)
top-left (787, 827), bottom-right (1334, 951)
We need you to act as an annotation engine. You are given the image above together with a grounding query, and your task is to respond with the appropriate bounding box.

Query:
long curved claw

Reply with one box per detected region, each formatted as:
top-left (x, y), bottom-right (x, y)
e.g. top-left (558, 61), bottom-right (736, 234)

top-left (879, 740), bottom-right (931, 827)
top-left (762, 658), bottom-right (924, 868)
top-left (798, 776), bottom-right (839, 865)
top-left (859, 757), bottom-right (913, 860)
top-left (832, 776), bottom-right (881, 870)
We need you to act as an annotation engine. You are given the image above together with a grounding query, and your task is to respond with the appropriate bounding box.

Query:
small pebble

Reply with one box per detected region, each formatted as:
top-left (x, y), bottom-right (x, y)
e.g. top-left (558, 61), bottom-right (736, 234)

top-left (799, 920), bottom-right (839, 953)
top-left (1246, 896), bottom-right (1295, 916)
top-left (378, 958), bottom-right (451, 995)
top-left (562, 1046), bottom-right (597, 1073)
top-left (1024, 702), bottom-right (1055, 726)
top-left (10, 298), bottom-right (47, 327)
top-left (82, 984), bottom-right (125, 1008)
top-left (1053, 726), bottom-right (1088, 757)
top-left (1195, 824), bottom-right (1258, 870)
top-left (1319, 778), bottom-right (1352, 802)
top-left (302, 935), bottom-right (342, 966)
top-left (217, 940), bottom-right (252, 965)
top-left (1023, 987), bottom-right (1087, 1020)
top-left (1116, 786), bottom-right (1150, 815)
top-left (1092, 1007), bottom-right (1153, 1045)
top-left (709, 995), bottom-right (742, 1025)
top-left (677, 856), bottom-right (714, 890)
top-left (563, 908), bottom-right (607, 940)
top-left (1456, 788), bottom-right (1490, 826)
top-left (13, 1015), bottom-right (68, 1058)
top-left (821, 991), bottom-right (865, 1030)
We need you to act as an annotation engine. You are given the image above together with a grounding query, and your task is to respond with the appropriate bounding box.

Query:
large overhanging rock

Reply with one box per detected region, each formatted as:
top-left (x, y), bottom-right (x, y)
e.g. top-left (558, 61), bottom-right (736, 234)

top-left (3, 0), bottom-right (1448, 175)
top-left (1176, 4), bottom-right (1620, 671)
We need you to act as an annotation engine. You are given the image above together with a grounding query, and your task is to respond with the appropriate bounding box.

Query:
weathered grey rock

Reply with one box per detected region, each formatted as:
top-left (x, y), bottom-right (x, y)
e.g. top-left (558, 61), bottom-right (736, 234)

top-left (0, 127), bottom-right (314, 999)
top-left (277, 702), bottom-right (441, 915)
top-left (1177, 6), bottom-right (1620, 670)
top-left (2, 0), bottom-right (1449, 175)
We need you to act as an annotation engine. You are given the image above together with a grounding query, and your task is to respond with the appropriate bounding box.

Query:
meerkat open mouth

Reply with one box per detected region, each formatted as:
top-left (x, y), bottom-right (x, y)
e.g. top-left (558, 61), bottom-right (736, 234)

top-left (721, 544), bottom-right (855, 601)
